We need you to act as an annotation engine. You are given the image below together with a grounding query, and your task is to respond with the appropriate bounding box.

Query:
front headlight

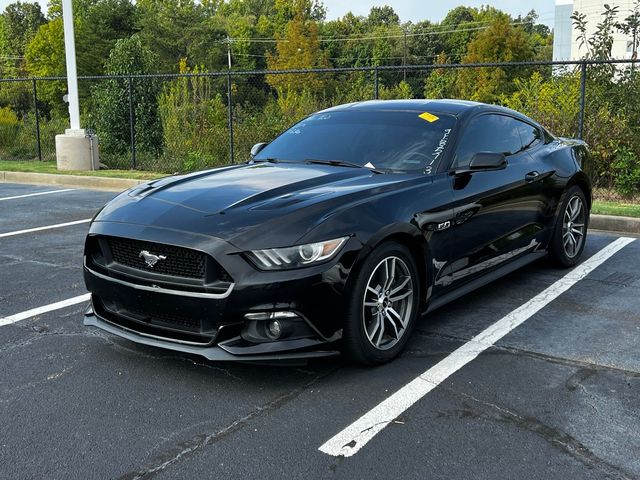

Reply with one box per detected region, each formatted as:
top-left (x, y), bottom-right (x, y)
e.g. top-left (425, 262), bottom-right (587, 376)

top-left (247, 236), bottom-right (349, 270)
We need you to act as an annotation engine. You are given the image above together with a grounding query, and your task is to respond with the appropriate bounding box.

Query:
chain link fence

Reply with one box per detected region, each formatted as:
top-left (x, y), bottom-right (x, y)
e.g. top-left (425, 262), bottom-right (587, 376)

top-left (1, 60), bottom-right (639, 204)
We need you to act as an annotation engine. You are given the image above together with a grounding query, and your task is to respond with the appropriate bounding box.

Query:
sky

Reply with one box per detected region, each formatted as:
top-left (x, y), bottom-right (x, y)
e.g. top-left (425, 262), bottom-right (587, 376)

top-left (0, 0), bottom-right (557, 28)
top-left (322, 0), bottom-right (557, 27)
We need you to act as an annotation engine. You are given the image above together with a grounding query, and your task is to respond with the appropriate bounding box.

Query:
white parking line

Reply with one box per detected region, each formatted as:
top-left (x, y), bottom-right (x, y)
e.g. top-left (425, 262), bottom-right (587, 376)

top-left (319, 236), bottom-right (636, 458)
top-left (0, 293), bottom-right (90, 327)
top-left (0, 219), bottom-right (91, 238)
top-left (0, 189), bottom-right (75, 201)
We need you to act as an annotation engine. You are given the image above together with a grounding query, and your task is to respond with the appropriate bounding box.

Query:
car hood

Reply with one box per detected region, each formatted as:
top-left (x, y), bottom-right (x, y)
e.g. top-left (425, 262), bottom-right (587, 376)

top-left (135, 163), bottom-right (378, 214)
top-left (95, 163), bottom-right (425, 248)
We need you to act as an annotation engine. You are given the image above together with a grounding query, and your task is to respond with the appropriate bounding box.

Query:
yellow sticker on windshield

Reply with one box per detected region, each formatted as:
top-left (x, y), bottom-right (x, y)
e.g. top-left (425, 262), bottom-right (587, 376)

top-left (419, 112), bottom-right (439, 123)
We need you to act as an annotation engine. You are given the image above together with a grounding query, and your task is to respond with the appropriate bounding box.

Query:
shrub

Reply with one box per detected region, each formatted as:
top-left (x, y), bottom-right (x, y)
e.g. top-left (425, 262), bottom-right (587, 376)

top-left (0, 106), bottom-right (19, 148)
top-left (379, 80), bottom-right (413, 100)
top-left (502, 71), bottom-right (580, 137)
top-left (611, 147), bottom-right (640, 198)
top-left (233, 99), bottom-right (289, 162)
top-left (334, 72), bottom-right (375, 104)
top-left (503, 70), bottom-right (639, 199)
top-left (157, 62), bottom-right (229, 172)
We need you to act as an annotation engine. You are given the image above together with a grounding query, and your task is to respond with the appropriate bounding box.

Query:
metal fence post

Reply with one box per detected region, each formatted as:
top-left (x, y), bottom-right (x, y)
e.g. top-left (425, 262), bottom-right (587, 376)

top-left (31, 79), bottom-right (42, 162)
top-left (402, 28), bottom-right (407, 83)
top-left (374, 67), bottom-right (379, 100)
top-left (578, 61), bottom-right (587, 140)
top-left (227, 71), bottom-right (234, 164)
top-left (127, 76), bottom-right (137, 169)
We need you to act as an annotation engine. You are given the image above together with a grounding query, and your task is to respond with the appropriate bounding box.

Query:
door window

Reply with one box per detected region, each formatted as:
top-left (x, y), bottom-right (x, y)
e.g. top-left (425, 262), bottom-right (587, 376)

top-left (453, 114), bottom-right (523, 168)
top-left (516, 120), bottom-right (541, 150)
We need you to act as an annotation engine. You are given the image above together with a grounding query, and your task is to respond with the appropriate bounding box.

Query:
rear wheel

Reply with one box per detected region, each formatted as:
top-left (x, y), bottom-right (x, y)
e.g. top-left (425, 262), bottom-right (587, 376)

top-left (549, 186), bottom-right (588, 267)
top-left (343, 242), bottom-right (420, 365)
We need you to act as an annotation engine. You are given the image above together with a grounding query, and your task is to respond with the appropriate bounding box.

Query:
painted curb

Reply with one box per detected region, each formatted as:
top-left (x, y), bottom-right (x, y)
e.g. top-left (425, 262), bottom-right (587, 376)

top-left (0, 171), bottom-right (145, 192)
top-left (590, 214), bottom-right (640, 235)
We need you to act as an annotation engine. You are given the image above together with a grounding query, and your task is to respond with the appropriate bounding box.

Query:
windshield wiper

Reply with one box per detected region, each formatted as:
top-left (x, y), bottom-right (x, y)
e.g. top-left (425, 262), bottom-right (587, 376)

top-left (304, 158), bottom-right (384, 174)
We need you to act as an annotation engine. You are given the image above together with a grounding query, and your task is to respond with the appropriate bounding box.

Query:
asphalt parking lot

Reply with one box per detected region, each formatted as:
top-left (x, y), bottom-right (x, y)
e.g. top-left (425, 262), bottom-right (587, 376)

top-left (1, 183), bottom-right (639, 480)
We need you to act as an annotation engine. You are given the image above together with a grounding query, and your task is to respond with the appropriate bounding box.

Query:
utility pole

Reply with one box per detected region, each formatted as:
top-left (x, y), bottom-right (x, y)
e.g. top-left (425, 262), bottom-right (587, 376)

top-left (62, 0), bottom-right (80, 131)
top-left (55, 0), bottom-right (98, 170)
top-left (226, 36), bottom-right (234, 164)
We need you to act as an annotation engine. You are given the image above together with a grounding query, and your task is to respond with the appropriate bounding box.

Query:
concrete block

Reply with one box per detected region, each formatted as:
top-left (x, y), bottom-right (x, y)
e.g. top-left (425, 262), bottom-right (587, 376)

top-left (55, 129), bottom-right (99, 171)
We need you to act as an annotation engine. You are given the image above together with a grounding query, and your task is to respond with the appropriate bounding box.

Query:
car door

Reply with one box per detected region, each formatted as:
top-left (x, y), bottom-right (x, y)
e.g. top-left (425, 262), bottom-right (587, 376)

top-left (438, 113), bottom-right (548, 289)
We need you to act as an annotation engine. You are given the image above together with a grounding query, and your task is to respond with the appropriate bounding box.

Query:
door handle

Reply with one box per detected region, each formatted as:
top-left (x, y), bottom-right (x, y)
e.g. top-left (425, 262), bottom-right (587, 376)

top-left (525, 171), bottom-right (540, 183)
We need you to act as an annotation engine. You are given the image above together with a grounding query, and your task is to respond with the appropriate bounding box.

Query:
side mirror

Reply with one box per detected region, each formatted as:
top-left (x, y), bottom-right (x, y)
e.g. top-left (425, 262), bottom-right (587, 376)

top-left (454, 152), bottom-right (507, 175)
top-left (250, 142), bottom-right (268, 157)
top-left (469, 152), bottom-right (507, 170)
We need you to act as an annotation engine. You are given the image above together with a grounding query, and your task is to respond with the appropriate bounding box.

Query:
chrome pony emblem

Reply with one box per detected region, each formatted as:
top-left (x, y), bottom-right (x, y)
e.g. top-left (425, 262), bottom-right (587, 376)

top-left (139, 250), bottom-right (167, 268)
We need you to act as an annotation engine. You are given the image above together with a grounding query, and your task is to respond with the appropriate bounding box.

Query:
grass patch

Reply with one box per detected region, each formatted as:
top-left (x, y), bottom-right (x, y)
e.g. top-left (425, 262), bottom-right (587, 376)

top-left (592, 200), bottom-right (640, 218)
top-left (0, 160), bottom-right (164, 180)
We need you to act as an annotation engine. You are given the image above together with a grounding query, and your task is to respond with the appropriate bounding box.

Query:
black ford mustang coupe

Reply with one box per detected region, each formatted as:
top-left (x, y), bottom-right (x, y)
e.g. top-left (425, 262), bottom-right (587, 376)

top-left (83, 100), bottom-right (591, 365)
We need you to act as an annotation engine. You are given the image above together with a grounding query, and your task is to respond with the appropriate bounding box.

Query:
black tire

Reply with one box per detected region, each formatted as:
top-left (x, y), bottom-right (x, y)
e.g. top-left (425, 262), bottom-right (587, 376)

top-left (548, 185), bottom-right (589, 268)
top-left (342, 241), bottom-right (421, 366)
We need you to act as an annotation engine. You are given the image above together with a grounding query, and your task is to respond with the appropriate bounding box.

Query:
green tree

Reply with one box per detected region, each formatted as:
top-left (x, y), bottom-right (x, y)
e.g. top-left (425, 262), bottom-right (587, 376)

top-left (271, 0), bottom-right (325, 32)
top-left (136, 0), bottom-right (210, 72)
top-left (30, 1), bottom-right (138, 77)
top-left (91, 35), bottom-right (163, 164)
top-left (408, 20), bottom-right (438, 64)
top-left (516, 10), bottom-right (553, 60)
top-left (366, 5), bottom-right (399, 28)
top-left (0, 15), bottom-right (11, 75)
top-left (572, 4), bottom-right (619, 61)
top-left (266, 13), bottom-right (329, 95)
top-left (76, 0), bottom-right (139, 75)
top-left (424, 53), bottom-right (458, 99)
top-left (456, 18), bottom-right (534, 102)
top-left (0, 1), bottom-right (46, 74)
top-left (438, 6), bottom-right (478, 60)
top-left (2, 2), bottom-right (45, 54)
top-left (0, 4), bottom-right (50, 118)
top-left (46, 0), bottom-right (99, 20)
top-left (435, 6), bottom-right (513, 62)
top-left (321, 13), bottom-right (372, 67)
top-left (516, 9), bottom-right (550, 37)
top-left (24, 18), bottom-right (66, 106)
top-left (616, 0), bottom-right (640, 60)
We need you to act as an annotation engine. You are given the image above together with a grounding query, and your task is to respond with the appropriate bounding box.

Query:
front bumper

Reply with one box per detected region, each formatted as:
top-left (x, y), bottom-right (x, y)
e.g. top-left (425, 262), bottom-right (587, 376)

top-left (84, 304), bottom-right (338, 362)
top-left (83, 221), bottom-right (357, 361)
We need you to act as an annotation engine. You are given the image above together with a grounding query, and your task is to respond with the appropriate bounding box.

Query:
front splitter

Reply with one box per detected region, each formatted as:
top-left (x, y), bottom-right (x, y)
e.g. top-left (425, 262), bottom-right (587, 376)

top-left (84, 309), bottom-right (340, 363)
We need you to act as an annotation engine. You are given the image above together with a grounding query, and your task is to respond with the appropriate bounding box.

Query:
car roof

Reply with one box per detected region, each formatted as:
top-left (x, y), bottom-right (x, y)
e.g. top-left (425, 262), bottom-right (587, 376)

top-left (321, 99), bottom-right (534, 122)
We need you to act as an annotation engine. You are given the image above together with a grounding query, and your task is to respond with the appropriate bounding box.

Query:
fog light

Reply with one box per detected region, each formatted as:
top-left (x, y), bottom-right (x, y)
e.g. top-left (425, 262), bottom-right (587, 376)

top-left (267, 319), bottom-right (283, 339)
top-left (242, 311), bottom-right (302, 343)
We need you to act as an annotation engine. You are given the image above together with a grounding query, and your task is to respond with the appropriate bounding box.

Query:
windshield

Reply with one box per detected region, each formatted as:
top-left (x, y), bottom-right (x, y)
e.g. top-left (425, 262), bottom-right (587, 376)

top-left (254, 110), bottom-right (457, 174)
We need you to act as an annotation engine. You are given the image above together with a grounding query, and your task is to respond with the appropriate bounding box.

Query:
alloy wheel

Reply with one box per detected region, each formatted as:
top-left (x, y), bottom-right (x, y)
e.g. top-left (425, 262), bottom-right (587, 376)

top-left (562, 195), bottom-right (586, 258)
top-left (362, 256), bottom-right (414, 350)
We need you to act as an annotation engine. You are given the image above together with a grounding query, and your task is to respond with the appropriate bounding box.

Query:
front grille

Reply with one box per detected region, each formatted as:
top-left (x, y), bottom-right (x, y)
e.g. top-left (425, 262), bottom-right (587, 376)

top-left (95, 296), bottom-right (218, 345)
top-left (123, 304), bottom-right (201, 331)
top-left (106, 237), bottom-right (206, 280)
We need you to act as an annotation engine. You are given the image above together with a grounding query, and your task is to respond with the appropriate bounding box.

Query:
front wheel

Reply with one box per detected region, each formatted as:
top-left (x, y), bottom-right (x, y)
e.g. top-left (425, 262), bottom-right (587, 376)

top-left (342, 242), bottom-right (420, 365)
top-left (549, 186), bottom-right (589, 267)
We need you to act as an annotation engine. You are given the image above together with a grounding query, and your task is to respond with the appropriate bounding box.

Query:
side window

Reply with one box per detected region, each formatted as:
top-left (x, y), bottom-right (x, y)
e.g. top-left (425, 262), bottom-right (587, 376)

top-left (516, 120), bottom-right (541, 150)
top-left (453, 114), bottom-right (523, 168)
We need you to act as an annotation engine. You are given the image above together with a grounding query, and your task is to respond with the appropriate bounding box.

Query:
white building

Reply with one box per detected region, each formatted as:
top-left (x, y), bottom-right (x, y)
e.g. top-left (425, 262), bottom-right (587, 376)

top-left (553, 0), bottom-right (637, 61)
